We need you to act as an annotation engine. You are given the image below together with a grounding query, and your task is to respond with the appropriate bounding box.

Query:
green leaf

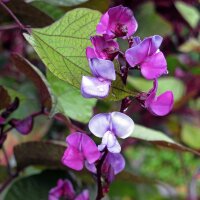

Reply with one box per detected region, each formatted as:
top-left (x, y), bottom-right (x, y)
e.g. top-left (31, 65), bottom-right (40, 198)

top-left (47, 71), bottom-right (96, 123)
top-left (175, 2), bottom-right (200, 28)
top-left (4, 170), bottom-right (70, 200)
top-left (31, 1), bottom-right (65, 20)
top-left (24, 8), bottom-right (101, 88)
top-left (181, 123), bottom-right (200, 149)
top-left (28, 0), bottom-right (89, 6)
top-left (14, 141), bottom-right (66, 170)
top-left (131, 124), bottom-right (200, 155)
top-left (127, 77), bottom-right (185, 102)
top-left (136, 3), bottom-right (172, 37)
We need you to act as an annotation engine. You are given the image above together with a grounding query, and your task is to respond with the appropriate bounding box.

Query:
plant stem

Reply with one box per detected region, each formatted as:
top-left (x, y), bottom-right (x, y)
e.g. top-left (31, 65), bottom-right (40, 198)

top-left (0, 1), bottom-right (28, 32)
top-left (96, 149), bottom-right (108, 200)
top-left (2, 146), bottom-right (12, 176)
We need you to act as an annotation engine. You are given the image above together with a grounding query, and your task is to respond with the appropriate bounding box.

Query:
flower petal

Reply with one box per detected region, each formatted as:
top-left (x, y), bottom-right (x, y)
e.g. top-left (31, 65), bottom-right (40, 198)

top-left (110, 112), bottom-right (134, 139)
top-left (81, 76), bottom-right (111, 98)
top-left (66, 132), bottom-right (82, 149)
top-left (100, 131), bottom-right (121, 153)
top-left (96, 11), bottom-right (110, 36)
top-left (140, 52), bottom-right (167, 80)
top-left (62, 147), bottom-right (84, 171)
top-left (148, 35), bottom-right (163, 55)
top-left (103, 153), bottom-right (125, 175)
top-left (89, 113), bottom-right (110, 137)
top-left (125, 37), bottom-right (151, 67)
top-left (75, 190), bottom-right (90, 200)
top-left (149, 91), bottom-right (174, 116)
top-left (86, 47), bottom-right (96, 59)
top-left (81, 133), bottom-right (100, 164)
top-left (89, 58), bottom-right (116, 81)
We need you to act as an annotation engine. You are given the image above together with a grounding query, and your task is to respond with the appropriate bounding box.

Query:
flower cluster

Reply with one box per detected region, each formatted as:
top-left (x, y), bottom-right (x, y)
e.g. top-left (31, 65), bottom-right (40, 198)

top-left (81, 5), bottom-right (174, 116)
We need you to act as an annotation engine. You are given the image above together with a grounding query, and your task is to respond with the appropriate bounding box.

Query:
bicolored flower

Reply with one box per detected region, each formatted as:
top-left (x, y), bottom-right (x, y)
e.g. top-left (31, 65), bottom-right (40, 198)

top-left (144, 79), bottom-right (174, 116)
top-left (48, 179), bottom-right (89, 200)
top-left (125, 35), bottom-right (168, 80)
top-left (89, 112), bottom-right (134, 153)
top-left (86, 35), bottom-right (119, 60)
top-left (81, 58), bottom-right (116, 98)
top-left (62, 132), bottom-right (100, 171)
top-left (96, 5), bottom-right (138, 39)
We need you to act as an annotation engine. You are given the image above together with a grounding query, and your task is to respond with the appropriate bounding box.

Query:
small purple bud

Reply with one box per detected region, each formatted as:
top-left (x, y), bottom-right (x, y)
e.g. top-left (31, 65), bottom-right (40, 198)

top-left (9, 116), bottom-right (33, 135)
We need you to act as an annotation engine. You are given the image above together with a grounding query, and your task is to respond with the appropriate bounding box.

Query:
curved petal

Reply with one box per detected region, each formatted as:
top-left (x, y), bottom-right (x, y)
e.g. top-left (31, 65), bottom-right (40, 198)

top-left (81, 133), bottom-right (100, 164)
top-left (110, 112), bottom-right (134, 139)
top-left (66, 132), bottom-right (82, 149)
top-left (89, 58), bottom-right (116, 80)
top-left (89, 113), bottom-right (110, 137)
top-left (81, 76), bottom-right (111, 98)
top-left (148, 35), bottom-right (163, 55)
top-left (125, 37), bottom-right (151, 67)
top-left (86, 47), bottom-right (96, 59)
top-left (96, 11), bottom-right (110, 36)
top-left (141, 52), bottom-right (167, 80)
top-left (99, 131), bottom-right (121, 153)
top-left (104, 153), bottom-right (125, 175)
top-left (149, 91), bottom-right (174, 116)
top-left (85, 161), bottom-right (97, 174)
top-left (62, 147), bottom-right (84, 171)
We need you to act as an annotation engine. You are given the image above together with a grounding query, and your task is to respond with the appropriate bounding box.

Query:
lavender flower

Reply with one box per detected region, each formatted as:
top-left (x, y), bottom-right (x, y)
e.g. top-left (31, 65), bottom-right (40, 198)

top-left (62, 132), bottom-right (100, 171)
top-left (81, 58), bottom-right (116, 98)
top-left (89, 112), bottom-right (134, 153)
top-left (125, 35), bottom-right (168, 80)
top-left (96, 5), bottom-right (138, 39)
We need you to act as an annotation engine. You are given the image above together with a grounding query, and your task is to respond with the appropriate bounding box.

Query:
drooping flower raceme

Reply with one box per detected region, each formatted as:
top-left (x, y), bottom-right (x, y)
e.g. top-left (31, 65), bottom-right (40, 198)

top-left (86, 35), bottom-right (119, 60)
top-left (96, 5), bottom-right (138, 39)
top-left (89, 112), bottom-right (134, 153)
top-left (62, 132), bottom-right (100, 171)
top-left (48, 179), bottom-right (89, 200)
top-left (81, 58), bottom-right (116, 98)
top-left (125, 35), bottom-right (168, 80)
top-left (143, 79), bottom-right (174, 116)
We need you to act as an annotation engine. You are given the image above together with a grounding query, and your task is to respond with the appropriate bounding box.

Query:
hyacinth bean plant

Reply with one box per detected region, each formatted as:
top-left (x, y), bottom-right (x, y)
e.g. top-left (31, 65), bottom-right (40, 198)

top-left (0, 1), bottom-right (200, 200)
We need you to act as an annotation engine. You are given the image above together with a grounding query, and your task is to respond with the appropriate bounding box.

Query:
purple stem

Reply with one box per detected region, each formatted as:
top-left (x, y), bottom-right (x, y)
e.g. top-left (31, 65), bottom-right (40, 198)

top-left (0, 24), bottom-right (19, 31)
top-left (0, 1), bottom-right (28, 32)
top-left (95, 149), bottom-right (108, 200)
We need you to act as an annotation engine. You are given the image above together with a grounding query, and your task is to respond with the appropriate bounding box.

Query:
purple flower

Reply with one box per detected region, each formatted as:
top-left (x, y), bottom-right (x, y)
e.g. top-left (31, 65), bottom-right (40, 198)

top-left (81, 58), bottom-right (116, 98)
top-left (144, 79), bottom-right (174, 116)
top-left (48, 179), bottom-right (75, 200)
top-left (125, 35), bottom-right (168, 80)
top-left (96, 5), bottom-right (138, 39)
top-left (86, 35), bottom-right (119, 60)
top-left (86, 152), bottom-right (125, 183)
top-left (48, 179), bottom-right (90, 200)
top-left (62, 132), bottom-right (100, 171)
top-left (89, 112), bottom-right (134, 153)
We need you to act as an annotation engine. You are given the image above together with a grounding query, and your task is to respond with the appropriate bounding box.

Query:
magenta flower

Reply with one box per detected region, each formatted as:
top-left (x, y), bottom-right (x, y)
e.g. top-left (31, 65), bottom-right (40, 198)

top-left (144, 79), bottom-right (174, 116)
top-left (96, 5), bottom-right (138, 39)
top-left (81, 58), bottom-right (116, 98)
top-left (62, 132), bottom-right (100, 171)
top-left (125, 35), bottom-right (168, 80)
top-left (86, 35), bottom-right (119, 60)
top-left (89, 112), bottom-right (134, 153)
top-left (48, 179), bottom-right (75, 200)
top-left (48, 179), bottom-right (89, 200)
